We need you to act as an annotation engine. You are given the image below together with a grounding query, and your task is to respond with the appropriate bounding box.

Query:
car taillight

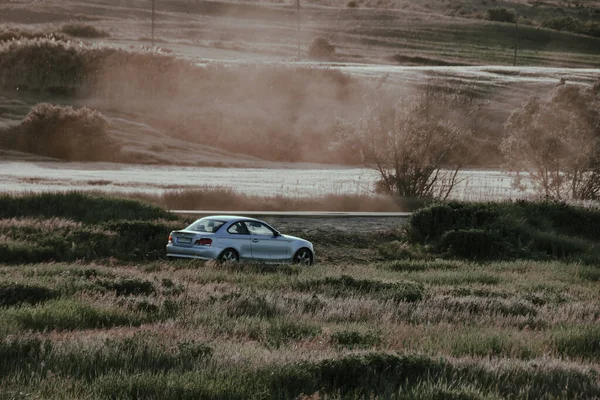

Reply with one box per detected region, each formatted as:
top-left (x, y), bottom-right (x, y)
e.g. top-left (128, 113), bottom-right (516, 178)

top-left (168, 234), bottom-right (173, 243)
top-left (195, 238), bottom-right (212, 246)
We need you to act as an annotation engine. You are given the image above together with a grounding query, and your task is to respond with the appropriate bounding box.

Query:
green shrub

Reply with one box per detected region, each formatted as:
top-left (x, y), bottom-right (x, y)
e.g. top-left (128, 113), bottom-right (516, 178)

top-left (5, 299), bottom-right (152, 332)
top-left (331, 330), bottom-right (382, 349)
top-left (224, 293), bottom-right (280, 318)
top-left (60, 24), bottom-right (109, 38)
top-left (554, 326), bottom-right (600, 360)
top-left (407, 201), bottom-right (599, 261)
top-left (0, 243), bottom-right (55, 264)
top-left (0, 336), bottom-right (212, 381)
top-left (98, 278), bottom-right (156, 297)
top-left (265, 319), bottom-right (321, 348)
top-left (579, 266), bottom-right (600, 282)
top-left (0, 283), bottom-right (59, 307)
top-left (0, 192), bottom-right (176, 223)
top-left (1, 103), bottom-right (120, 161)
top-left (216, 261), bottom-right (300, 275)
top-left (542, 16), bottom-right (581, 32)
top-left (92, 353), bottom-right (600, 399)
top-left (296, 275), bottom-right (424, 303)
top-left (487, 8), bottom-right (516, 23)
top-left (440, 229), bottom-right (509, 260)
top-left (382, 260), bottom-right (460, 272)
top-left (450, 334), bottom-right (533, 359)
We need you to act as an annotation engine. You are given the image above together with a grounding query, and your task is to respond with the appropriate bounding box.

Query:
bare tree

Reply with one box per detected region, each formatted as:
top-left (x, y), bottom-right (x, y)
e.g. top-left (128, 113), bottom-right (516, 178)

top-left (501, 80), bottom-right (600, 200)
top-left (337, 83), bottom-right (479, 199)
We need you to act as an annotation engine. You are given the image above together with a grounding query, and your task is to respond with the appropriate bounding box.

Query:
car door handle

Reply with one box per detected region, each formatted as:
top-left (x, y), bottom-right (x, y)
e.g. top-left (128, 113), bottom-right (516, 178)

top-left (252, 239), bottom-right (259, 243)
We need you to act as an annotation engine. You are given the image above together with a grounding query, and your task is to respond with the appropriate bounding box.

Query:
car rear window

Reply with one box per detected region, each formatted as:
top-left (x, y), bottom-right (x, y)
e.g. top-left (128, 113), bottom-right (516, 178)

top-left (187, 219), bottom-right (225, 233)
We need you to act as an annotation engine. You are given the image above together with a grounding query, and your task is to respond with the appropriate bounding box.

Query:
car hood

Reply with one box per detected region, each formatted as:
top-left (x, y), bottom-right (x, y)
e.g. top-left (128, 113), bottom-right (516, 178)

top-left (281, 234), bottom-right (310, 243)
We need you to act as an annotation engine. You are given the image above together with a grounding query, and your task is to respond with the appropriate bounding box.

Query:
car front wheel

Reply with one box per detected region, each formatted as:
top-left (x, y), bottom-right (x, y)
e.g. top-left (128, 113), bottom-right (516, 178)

top-left (293, 248), bottom-right (313, 266)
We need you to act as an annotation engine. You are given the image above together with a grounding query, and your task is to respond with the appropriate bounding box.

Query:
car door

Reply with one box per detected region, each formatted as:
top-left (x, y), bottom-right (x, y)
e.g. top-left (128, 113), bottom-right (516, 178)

top-left (243, 221), bottom-right (290, 261)
top-left (223, 221), bottom-right (253, 260)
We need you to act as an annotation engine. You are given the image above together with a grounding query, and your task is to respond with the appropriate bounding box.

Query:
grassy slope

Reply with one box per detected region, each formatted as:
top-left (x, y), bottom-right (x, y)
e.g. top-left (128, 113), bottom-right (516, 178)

top-left (1, 0), bottom-right (599, 67)
top-left (0, 0), bottom-right (599, 168)
top-left (0, 194), bottom-right (599, 398)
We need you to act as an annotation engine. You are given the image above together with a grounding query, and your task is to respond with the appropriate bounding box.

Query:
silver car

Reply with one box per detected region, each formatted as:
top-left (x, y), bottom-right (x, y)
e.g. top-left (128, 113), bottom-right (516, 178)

top-left (166, 216), bottom-right (314, 265)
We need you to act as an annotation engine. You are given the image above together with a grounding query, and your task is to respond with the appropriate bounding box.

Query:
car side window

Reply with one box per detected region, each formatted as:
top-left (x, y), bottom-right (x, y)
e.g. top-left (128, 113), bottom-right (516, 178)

top-left (245, 221), bottom-right (275, 236)
top-left (227, 222), bottom-right (249, 235)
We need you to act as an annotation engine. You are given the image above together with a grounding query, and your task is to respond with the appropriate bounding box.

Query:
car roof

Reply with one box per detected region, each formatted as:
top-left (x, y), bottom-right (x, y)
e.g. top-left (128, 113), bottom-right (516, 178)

top-left (197, 215), bottom-right (262, 222)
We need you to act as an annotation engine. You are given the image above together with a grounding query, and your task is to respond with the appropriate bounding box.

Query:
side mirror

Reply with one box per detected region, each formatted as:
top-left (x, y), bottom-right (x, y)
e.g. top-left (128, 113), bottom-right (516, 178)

top-left (274, 231), bottom-right (280, 237)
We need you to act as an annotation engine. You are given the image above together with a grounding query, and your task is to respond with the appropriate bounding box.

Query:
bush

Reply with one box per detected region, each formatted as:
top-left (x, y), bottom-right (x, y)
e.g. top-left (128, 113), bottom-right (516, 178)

top-left (296, 275), bottom-right (424, 303)
top-left (0, 336), bottom-right (212, 381)
top-left (60, 24), bottom-right (109, 38)
top-left (554, 326), bottom-right (600, 360)
top-left (98, 278), bottom-right (156, 297)
top-left (308, 37), bottom-right (335, 60)
top-left (0, 192), bottom-right (176, 223)
top-left (1, 103), bottom-right (120, 162)
top-left (331, 330), bottom-right (382, 349)
top-left (0, 283), bottom-right (59, 307)
top-left (542, 16), bottom-right (581, 32)
top-left (5, 299), bottom-right (152, 332)
top-left (224, 293), bottom-right (280, 318)
top-left (407, 201), bottom-right (599, 261)
top-left (0, 244), bottom-right (56, 264)
top-left (440, 229), bottom-right (509, 260)
top-left (265, 319), bottom-right (320, 348)
top-left (487, 8), bottom-right (516, 23)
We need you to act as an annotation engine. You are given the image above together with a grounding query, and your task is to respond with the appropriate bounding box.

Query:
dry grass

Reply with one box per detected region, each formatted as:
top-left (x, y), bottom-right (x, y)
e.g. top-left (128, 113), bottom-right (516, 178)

top-left (133, 187), bottom-right (418, 212)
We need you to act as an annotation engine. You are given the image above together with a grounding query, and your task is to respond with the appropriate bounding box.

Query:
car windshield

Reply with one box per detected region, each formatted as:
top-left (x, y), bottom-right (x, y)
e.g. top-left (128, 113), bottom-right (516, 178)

top-left (187, 218), bottom-right (225, 233)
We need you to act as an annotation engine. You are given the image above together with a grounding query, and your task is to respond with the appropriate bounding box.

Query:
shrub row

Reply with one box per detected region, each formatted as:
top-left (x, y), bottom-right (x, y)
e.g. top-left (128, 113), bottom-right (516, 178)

top-left (0, 335), bottom-right (212, 381)
top-left (0, 192), bottom-right (175, 223)
top-left (95, 352), bottom-right (600, 399)
top-left (295, 275), bottom-right (424, 303)
top-left (407, 201), bottom-right (600, 260)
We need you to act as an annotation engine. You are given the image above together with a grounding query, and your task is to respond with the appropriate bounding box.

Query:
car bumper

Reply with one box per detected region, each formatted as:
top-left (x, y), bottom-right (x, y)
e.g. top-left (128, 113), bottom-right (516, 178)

top-left (166, 244), bottom-right (220, 260)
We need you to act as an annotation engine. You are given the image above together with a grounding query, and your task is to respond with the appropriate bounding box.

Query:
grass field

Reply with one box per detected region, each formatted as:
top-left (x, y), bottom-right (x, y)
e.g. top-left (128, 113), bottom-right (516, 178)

top-left (0, 193), bottom-right (599, 398)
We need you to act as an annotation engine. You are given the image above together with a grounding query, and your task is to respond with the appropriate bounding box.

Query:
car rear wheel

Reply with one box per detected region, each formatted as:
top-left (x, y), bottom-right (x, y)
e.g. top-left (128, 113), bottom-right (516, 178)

top-left (219, 248), bottom-right (239, 263)
top-left (293, 248), bottom-right (313, 266)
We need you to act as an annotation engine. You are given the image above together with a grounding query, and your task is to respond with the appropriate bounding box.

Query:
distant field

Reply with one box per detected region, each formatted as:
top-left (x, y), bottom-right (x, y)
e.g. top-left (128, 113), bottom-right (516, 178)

top-left (1, 0), bottom-right (599, 67)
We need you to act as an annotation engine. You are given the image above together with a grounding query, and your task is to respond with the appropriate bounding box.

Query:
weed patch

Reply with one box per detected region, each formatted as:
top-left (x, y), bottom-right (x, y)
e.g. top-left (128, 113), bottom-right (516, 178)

top-left (98, 278), bottom-right (156, 297)
top-left (331, 330), bottom-right (382, 349)
top-left (0, 283), bottom-right (59, 307)
top-left (3, 299), bottom-right (152, 332)
top-left (295, 275), bottom-right (424, 303)
top-left (224, 293), bottom-right (280, 319)
top-left (265, 319), bottom-right (321, 348)
top-left (554, 326), bottom-right (600, 360)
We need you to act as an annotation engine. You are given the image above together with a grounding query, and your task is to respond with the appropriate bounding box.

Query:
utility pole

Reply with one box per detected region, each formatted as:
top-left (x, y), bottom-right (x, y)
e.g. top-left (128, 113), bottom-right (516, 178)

top-left (152, 0), bottom-right (155, 48)
top-left (296, 0), bottom-right (300, 60)
top-left (514, 11), bottom-right (519, 66)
